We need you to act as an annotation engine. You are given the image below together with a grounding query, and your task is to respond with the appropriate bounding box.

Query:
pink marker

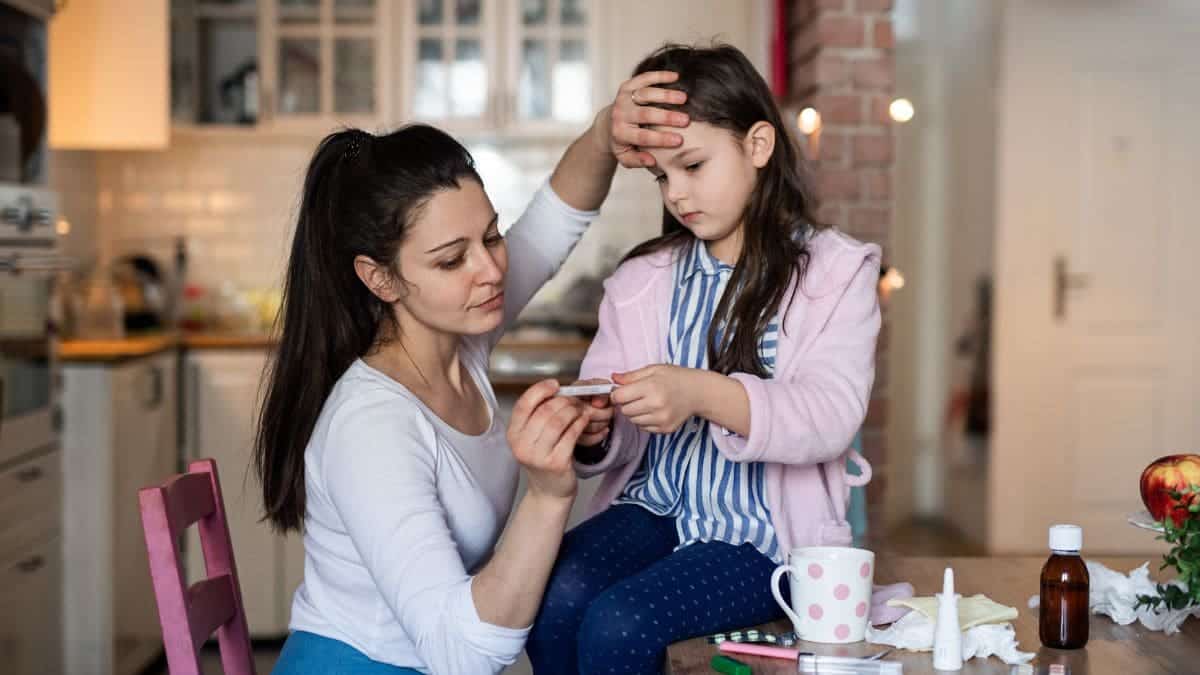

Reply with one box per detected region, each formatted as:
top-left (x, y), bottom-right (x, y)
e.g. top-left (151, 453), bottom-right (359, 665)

top-left (718, 642), bottom-right (799, 660)
top-left (718, 642), bottom-right (902, 673)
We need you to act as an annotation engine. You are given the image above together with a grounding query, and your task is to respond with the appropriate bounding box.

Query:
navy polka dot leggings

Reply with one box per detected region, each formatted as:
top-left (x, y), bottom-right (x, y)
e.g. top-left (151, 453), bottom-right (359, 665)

top-left (527, 504), bottom-right (786, 675)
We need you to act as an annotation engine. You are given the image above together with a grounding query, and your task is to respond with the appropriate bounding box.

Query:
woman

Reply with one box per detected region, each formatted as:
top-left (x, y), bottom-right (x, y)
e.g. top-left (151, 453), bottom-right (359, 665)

top-left (255, 72), bottom-right (689, 675)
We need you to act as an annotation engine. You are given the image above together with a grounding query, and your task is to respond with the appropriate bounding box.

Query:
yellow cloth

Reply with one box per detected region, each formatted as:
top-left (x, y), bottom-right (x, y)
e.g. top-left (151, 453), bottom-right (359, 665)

top-left (886, 594), bottom-right (1019, 631)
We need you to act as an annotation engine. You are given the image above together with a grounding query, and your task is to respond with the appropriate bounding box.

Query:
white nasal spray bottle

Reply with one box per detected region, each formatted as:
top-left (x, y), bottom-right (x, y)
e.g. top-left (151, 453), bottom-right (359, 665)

top-left (933, 566), bottom-right (963, 671)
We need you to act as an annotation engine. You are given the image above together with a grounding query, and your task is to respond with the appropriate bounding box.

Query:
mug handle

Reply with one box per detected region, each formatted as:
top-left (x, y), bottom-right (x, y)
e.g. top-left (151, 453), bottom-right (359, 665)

top-left (770, 564), bottom-right (805, 633)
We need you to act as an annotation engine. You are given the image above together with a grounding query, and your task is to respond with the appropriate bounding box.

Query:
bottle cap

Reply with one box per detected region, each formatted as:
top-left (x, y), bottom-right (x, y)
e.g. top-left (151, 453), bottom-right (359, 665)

top-left (1049, 524), bottom-right (1083, 552)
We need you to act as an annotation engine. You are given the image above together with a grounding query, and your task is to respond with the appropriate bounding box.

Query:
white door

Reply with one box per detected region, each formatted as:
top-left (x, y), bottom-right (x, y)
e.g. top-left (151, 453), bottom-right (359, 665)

top-left (990, 0), bottom-right (1200, 553)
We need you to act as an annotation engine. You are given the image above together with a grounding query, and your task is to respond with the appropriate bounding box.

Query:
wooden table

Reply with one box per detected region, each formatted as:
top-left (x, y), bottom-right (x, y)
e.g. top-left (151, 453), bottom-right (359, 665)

top-left (666, 556), bottom-right (1200, 674)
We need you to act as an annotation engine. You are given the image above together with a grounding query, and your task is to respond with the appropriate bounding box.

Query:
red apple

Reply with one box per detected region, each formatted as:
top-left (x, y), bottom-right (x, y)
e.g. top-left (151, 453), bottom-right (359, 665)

top-left (1140, 454), bottom-right (1200, 527)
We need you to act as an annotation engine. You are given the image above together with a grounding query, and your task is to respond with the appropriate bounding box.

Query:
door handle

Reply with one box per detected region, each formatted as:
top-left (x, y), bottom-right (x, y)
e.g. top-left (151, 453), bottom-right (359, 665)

top-left (1054, 255), bottom-right (1090, 320)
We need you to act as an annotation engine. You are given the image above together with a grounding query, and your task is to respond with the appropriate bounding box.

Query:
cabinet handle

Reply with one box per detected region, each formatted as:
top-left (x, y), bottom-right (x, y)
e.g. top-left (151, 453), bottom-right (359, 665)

top-left (14, 465), bottom-right (44, 483)
top-left (189, 363), bottom-right (200, 458)
top-left (16, 555), bottom-right (45, 574)
top-left (143, 366), bottom-right (164, 409)
top-left (0, 374), bottom-right (5, 438)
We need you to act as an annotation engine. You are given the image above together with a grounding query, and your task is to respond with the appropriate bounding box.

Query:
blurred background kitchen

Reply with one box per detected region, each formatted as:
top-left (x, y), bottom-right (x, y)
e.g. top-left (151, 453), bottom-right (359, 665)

top-left (2, 0), bottom-right (1197, 673)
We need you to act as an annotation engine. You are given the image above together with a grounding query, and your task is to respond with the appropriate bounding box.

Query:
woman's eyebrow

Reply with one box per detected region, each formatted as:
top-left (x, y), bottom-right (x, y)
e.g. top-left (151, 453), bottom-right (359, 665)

top-left (424, 213), bottom-right (499, 254)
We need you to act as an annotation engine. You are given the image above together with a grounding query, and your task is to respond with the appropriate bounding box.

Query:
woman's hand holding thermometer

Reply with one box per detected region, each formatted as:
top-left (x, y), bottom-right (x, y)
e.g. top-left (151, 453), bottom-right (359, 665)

top-left (558, 379), bottom-right (615, 446)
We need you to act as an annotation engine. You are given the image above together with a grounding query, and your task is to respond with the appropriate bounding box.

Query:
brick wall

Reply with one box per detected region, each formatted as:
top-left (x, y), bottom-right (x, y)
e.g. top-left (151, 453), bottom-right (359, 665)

top-left (789, 0), bottom-right (894, 512)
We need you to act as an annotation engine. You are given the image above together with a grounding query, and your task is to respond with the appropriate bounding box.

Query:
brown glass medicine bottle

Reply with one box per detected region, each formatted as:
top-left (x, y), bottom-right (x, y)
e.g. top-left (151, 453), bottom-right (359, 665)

top-left (1039, 524), bottom-right (1089, 649)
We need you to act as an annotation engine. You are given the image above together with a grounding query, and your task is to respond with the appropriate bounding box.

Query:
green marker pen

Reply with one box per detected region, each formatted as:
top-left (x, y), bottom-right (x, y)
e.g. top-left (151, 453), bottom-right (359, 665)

top-left (711, 654), bottom-right (752, 675)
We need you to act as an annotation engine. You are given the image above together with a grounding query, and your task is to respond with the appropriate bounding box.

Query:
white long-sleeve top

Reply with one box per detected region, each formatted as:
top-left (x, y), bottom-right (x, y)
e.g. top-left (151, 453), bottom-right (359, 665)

top-left (288, 182), bottom-right (596, 674)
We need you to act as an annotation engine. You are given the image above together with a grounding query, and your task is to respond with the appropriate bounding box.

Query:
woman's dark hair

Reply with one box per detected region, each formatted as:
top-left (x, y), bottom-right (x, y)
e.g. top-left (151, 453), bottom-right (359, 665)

top-left (255, 125), bottom-right (481, 533)
top-left (623, 43), bottom-right (828, 377)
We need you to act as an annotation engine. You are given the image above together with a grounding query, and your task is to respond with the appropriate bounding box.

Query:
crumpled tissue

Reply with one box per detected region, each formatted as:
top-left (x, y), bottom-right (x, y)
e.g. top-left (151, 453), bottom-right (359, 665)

top-left (1027, 559), bottom-right (1200, 634)
top-left (866, 595), bottom-right (1035, 666)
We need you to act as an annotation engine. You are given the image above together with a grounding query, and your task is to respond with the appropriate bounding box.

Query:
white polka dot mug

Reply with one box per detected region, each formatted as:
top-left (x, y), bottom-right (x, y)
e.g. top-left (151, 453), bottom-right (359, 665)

top-left (769, 546), bottom-right (875, 643)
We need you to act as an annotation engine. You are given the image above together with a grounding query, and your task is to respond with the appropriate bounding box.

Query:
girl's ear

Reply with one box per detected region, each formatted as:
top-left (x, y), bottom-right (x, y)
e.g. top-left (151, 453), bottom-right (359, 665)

top-left (744, 121), bottom-right (777, 169)
top-left (354, 254), bottom-right (403, 303)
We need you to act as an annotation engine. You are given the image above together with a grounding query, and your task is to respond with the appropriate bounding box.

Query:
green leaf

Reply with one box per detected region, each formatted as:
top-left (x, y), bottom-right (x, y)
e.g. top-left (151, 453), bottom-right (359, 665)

top-left (1142, 497), bottom-right (1200, 614)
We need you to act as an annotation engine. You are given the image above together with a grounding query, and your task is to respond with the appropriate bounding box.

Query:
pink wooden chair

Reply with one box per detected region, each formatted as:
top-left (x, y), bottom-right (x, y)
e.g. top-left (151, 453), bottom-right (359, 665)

top-left (139, 458), bottom-right (256, 675)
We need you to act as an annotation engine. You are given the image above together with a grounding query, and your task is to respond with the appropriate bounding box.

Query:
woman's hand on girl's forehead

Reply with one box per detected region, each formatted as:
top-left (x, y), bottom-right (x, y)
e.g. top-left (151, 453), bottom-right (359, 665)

top-left (608, 71), bottom-right (691, 169)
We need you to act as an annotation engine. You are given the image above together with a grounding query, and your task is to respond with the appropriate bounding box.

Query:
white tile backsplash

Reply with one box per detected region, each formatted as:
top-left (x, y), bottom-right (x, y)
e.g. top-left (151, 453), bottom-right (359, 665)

top-left (47, 150), bottom-right (101, 264)
top-left (83, 131), bottom-right (664, 313)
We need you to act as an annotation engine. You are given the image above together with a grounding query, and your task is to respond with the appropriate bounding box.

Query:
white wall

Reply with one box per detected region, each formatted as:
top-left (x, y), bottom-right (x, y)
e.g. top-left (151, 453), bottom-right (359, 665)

top-left (885, 0), bottom-right (999, 539)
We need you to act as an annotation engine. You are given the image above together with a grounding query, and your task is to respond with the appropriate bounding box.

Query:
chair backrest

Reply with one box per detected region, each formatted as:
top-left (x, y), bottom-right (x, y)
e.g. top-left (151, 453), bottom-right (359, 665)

top-left (138, 458), bottom-right (255, 675)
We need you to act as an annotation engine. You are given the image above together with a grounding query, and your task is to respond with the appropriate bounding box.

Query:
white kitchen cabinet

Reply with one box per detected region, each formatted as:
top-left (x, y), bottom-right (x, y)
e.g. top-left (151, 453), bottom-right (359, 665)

top-left (48, 0), bottom-right (170, 149)
top-left (61, 351), bottom-right (178, 675)
top-left (0, 535), bottom-right (63, 675)
top-left (0, 446), bottom-right (61, 675)
top-left (166, 0), bottom-right (767, 138)
top-left (592, 0), bottom-right (771, 94)
top-left (184, 349), bottom-right (301, 638)
top-left (171, 0), bottom-right (392, 133)
top-left (0, 449), bottom-right (60, 564)
top-left (400, 0), bottom-right (601, 137)
top-left (111, 355), bottom-right (179, 670)
top-left (402, 0), bottom-right (775, 137)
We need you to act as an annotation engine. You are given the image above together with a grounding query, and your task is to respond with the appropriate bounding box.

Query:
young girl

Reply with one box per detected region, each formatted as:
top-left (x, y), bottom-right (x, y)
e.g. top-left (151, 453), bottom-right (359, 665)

top-left (254, 72), bottom-right (690, 675)
top-left (527, 44), bottom-right (880, 674)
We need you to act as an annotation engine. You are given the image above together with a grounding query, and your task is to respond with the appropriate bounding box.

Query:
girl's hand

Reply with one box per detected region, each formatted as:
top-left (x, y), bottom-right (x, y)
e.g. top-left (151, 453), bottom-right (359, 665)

top-left (611, 365), bottom-right (702, 434)
top-left (569, 378), bottom-right (615, 446)
top-left (605, 71), bottom-right (690, 168)
top-left (508, 380), bottom-right (590, 500)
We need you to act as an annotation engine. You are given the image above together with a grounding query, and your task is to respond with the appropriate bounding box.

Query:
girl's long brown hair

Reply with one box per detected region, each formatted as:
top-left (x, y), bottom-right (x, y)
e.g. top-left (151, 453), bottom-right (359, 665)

top-left (623, 43), bottom-right (828, 377)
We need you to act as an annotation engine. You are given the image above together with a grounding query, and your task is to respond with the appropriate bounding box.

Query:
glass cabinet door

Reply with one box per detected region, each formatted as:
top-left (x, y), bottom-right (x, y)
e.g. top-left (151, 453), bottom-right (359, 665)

top-left (513, 0), bottom-right (591, 125)
top-left (409, 0), bottom-right (493, 125)
top-left (270, 0), bottom-right (383, 124)
top-left (170, 0), bottom-right (260, 125)
top-left (170, 0), bottom-right (384, 128)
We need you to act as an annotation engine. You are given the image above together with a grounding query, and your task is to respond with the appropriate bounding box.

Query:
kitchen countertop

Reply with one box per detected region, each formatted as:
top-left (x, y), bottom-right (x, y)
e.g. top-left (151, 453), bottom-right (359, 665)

top-left (180, 332), bottom-right (276, 350)
top-left (57, 333), bottom-right (182, 363)
top-left (58, 331), bottom-right (276, 362)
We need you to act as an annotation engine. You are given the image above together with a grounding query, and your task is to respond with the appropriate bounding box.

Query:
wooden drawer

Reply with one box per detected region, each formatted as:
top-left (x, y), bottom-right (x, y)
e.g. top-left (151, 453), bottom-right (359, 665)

top-left (0, 450), bottom-right (61, 562)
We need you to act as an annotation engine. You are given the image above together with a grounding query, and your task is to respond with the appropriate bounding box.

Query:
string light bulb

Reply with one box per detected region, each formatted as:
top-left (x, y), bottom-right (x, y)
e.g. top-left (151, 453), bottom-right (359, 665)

top-left (889, 98), bottom-right (915, 123)
top-left (797, 107), bottom-right (822, 135)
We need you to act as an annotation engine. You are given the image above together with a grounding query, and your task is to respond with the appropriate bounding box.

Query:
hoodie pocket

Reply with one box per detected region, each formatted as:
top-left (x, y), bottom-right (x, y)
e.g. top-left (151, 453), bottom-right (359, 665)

top-left (817, 519), bottom-right (853, 546)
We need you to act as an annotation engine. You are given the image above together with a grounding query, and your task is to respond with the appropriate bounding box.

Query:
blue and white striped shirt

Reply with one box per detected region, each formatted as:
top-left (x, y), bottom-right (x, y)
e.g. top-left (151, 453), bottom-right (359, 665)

top-left (616, 238), bottom-right (782, 563)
